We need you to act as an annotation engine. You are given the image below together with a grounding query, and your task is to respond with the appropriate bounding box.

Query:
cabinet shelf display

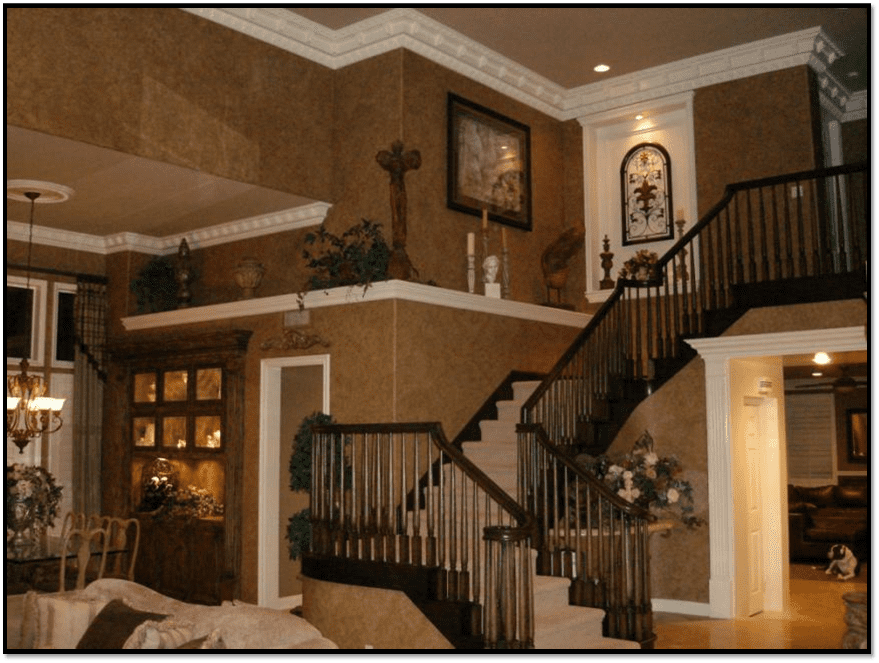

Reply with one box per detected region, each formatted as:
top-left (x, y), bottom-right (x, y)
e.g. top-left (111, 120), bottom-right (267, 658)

top-left (131, 367), bottom-right (223, 450)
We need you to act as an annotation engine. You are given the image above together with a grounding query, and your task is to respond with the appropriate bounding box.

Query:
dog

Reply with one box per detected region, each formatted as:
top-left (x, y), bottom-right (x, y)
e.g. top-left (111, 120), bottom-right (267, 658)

top-left (825, 543), bottom-right (860, 580)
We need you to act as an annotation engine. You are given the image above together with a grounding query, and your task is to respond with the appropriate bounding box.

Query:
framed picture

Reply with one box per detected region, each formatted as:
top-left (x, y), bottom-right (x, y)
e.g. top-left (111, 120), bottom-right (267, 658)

top-left (620, 142), bottom-right (674, 245)
top-left (846, 408), bottom-right (868, 463)
top-left (447, 93), bottom-right (532, 231)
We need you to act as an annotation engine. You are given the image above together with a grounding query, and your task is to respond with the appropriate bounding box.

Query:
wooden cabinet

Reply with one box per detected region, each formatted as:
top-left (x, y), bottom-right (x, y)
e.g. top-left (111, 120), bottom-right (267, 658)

top-left (106, 330), bottom-right (251, 604)
top-left (134, 516), bottom-right (226, 605)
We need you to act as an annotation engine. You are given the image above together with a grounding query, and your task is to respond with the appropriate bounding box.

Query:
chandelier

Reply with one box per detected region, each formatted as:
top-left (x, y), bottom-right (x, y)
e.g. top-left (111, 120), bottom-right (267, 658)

top-left (6, 180), bottom-right (73, 453)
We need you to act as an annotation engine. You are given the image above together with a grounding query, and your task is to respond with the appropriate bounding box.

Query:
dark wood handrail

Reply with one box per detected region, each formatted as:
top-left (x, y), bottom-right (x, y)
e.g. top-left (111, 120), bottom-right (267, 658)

top-left (308, 421), bottom-right (535, 648)
top-left (523, 162), bottom-right (869, 433)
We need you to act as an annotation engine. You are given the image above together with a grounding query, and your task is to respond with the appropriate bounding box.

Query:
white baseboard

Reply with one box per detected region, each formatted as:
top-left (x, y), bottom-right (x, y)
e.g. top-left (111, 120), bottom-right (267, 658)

top-left (651, 598), bottom-right (711, 617)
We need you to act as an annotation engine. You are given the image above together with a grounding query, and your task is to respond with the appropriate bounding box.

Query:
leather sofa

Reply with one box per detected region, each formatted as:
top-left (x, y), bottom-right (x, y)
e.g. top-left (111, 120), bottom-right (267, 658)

top-left (788, 483), bottom-right (869, 563)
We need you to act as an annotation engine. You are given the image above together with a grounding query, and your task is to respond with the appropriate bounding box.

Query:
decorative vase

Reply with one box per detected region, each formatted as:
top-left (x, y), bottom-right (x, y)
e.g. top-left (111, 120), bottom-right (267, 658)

top-left (234, 257), bottom-right (266, 299)
top-left (9, 496), bottom-right (37, 549)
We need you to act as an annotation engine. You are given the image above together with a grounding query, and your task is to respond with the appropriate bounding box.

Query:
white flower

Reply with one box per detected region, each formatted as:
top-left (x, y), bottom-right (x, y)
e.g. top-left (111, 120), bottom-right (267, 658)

top-left (608, 465), bottom-right (624, 476)
top-left (667, 488), bottom-right (679, 504)
top-left (622, 470), bottom-right (633, 480)
top-left (644, 452), bottom-right (659, 466)
top-left (618, 486), bottom-right (641, 503)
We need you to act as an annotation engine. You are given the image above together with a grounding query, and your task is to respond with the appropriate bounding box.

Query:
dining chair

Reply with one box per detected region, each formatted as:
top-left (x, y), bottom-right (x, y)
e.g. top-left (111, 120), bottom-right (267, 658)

top-left (58, 526), bottom-right (108, 592)
top-left (98, 516), bottom-right (141, 581)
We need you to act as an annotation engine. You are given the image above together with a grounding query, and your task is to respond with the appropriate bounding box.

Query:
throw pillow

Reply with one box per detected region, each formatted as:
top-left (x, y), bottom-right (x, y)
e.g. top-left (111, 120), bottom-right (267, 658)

top-left (76, 599), bottom-right (167, 650)
top-left (123, 619), bottom-right (194, 649)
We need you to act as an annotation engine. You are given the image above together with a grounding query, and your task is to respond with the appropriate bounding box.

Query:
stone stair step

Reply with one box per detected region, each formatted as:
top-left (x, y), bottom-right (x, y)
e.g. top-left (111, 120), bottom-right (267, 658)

top-left (496, 400), bottom-right (521, 422)
top-left (533, 604), bottom-right (606, 648)
top-left (478, 420), bottom-right (517, 442)
top-left (512, 380), bottom-right (542, 403)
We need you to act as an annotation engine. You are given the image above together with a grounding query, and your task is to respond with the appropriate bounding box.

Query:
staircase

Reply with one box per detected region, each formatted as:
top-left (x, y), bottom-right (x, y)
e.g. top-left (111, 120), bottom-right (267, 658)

top-left (304, 162), bottom-right (868, 649)
top-left (462, 380), bottom-right (638, 650)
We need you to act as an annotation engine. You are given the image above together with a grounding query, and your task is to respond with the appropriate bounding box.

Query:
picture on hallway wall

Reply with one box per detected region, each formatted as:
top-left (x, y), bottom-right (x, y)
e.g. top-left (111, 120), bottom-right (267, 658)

top-left (846, 408), bottom-right (868, 463)
top-left (447, 93), bottom-right (532, 231)
top-left (620, 142), bottom-right (674, 245)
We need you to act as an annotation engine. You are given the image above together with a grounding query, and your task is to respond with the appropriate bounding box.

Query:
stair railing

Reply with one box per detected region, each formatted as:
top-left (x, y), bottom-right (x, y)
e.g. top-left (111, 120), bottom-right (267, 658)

top-left (522, 161), bottom-right (869, 449)
top-left (310, 422), bottom-right (535, 649)
top-left (518, 423), bottom-right (655, 646)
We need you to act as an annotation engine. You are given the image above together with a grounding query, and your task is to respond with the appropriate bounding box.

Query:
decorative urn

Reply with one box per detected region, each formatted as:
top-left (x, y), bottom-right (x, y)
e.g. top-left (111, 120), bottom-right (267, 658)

top-left (234, 257), bottom-right (266, 299)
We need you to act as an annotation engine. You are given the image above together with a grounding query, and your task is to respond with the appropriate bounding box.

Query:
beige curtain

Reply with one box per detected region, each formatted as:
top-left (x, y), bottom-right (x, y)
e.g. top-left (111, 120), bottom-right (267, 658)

top-left (73, 278), bottom-right (107, 516)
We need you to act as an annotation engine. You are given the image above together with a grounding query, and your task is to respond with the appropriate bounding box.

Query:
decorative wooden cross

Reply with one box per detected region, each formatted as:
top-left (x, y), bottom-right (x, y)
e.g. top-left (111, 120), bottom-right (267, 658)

top-left (376, 140), bottom-right (421, 281)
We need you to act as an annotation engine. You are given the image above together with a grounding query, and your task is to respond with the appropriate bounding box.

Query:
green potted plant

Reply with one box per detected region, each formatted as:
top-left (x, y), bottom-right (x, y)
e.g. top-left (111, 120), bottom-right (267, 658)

top-left (286, 412), bottom-right (334, 560)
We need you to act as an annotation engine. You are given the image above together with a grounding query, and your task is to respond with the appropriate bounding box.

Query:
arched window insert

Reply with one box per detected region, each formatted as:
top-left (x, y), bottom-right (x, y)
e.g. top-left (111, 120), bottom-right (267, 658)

top-left (620, 143), bottom-right (674, 246)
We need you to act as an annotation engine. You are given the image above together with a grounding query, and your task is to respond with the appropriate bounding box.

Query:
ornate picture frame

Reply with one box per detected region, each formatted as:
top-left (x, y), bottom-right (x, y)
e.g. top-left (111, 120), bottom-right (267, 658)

top-left (620, 142), bottom-right (673, 245)
top-left (846, 408), bottom-right (868, 463)
top-left (447, 93), bottom-right (532, 231)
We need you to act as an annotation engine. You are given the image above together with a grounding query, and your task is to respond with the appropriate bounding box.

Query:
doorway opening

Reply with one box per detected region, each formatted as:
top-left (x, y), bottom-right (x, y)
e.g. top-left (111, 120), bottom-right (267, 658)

top-left (258, 355), bottom-right (330, 608)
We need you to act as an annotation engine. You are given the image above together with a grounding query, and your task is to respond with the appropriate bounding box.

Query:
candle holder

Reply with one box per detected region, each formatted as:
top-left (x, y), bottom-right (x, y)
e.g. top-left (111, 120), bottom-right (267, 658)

top-left (482, 229), bottom-right (490, 282)
top-left (675, 218), bottom-right (688, 281)
top-left (599, 235), bottom-right (616, 289)
top-left (501, 246), bottom-right (510, 298)
top-left (467, 254), bottom-right (476, 294)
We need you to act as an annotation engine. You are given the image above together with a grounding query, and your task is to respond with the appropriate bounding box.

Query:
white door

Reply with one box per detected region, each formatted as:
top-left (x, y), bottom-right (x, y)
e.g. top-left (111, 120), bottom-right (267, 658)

top-left (744, 405), bottom-right (765, 616)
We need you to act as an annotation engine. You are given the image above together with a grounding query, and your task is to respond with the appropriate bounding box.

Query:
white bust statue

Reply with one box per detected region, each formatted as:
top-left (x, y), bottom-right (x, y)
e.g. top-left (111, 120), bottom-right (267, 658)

top-left (483, 255), bottom-right (500, 284)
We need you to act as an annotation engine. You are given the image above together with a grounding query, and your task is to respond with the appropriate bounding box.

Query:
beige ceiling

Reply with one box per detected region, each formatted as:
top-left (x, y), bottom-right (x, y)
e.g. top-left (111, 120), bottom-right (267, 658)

top-left (5, 126), bottom-right (315, 238)
top-left (5, 7), bottom-right (870, 241)
top-left (289, 6), bottom-right (869, 90)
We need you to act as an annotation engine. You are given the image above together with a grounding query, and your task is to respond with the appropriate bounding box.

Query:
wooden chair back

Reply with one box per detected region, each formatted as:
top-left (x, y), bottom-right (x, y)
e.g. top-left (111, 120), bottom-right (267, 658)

top-left (59, 526), bottom-right (108, 592)
top-left (98, 516), bottom-right (141, 581)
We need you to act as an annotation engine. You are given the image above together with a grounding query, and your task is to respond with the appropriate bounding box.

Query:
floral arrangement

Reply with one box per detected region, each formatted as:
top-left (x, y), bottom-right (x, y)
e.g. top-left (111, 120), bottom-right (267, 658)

top-left (576, 431), bottom-right (703, 528)
top-left (618, 249), bottom-right (659, 280)
top-left (6, 464), bottom-right (63, 535)
top-left (164, 485), bottom-right (224, 519)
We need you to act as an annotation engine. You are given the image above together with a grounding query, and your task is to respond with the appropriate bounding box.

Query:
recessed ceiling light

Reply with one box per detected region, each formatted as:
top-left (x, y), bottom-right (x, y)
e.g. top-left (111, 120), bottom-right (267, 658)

top-left (594, 64), bottom-right (610, 73)
top-left (812, 352), bottom-right (831, 365)
top-left (635, 114), bottom-right (643, 120)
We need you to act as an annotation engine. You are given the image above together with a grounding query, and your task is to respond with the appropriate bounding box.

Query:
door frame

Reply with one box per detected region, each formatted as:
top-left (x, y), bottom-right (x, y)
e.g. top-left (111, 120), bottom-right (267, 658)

top-left (688, 325), bottom-right (866, 618)
top-left (257, 354), bottom-right (330, 608)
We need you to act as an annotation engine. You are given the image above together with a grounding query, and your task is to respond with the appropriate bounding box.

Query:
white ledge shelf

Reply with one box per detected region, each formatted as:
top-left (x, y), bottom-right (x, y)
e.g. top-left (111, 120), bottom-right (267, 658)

top-left (121, 280), bottom-right (591, 331)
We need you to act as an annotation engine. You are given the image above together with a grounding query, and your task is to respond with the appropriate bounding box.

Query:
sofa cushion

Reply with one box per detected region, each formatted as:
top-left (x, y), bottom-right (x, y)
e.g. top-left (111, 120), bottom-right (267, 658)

top-left (76, 599), bottom-right (167, 649)
top-left (835, 483), bottom-right (869, 508)
top-left (20, 591), bottom-right (110, 650)
top-left (796, 485), bottom-right (836, 508)
top-left (788, 501), bottom-right (818, 514)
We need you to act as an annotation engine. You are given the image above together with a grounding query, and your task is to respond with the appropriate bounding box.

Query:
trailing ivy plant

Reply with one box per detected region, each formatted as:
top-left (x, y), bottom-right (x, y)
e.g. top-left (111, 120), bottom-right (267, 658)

top-left (286, 411), bottom-right (334, 561)
top-left (300, 219), bottom-right (390, 294)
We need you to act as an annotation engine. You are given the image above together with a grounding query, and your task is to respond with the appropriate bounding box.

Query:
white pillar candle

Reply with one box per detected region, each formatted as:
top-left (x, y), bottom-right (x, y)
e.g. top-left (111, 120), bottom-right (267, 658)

top-left (467, 232), bottom-right (475, 256)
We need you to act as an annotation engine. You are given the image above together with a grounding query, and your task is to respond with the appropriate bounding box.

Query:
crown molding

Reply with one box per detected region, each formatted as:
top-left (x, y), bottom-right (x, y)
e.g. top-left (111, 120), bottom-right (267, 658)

top-left (184, 9), bottom-right (858, 122)
top-left (183, 7), bottom-right (566, 117)
top-left (686, 326), bottom-right (867, 360)
top-left (122, 279), bottom-right (590, 331)
top-left (6, 202), bottom-right (329, 256)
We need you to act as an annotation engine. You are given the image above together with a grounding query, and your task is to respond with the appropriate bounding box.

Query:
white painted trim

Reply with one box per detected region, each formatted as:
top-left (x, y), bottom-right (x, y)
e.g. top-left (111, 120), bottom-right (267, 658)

top-left (183, 9), bottom-right (856, 121)
top-left (686, 326), bottom-right (868, 619)
top-left (651, 598), bottom-right (711, 617)
top-left (6, 275), bottom-right (48, 367)
top-left (122, 279), bottom-right (591, 331)
top-left (258, 355), bottom-right (330, 609)
top-left (51, 282), bottom-right (78, 370)
top-left (6, 202), bottom-right (330, 256)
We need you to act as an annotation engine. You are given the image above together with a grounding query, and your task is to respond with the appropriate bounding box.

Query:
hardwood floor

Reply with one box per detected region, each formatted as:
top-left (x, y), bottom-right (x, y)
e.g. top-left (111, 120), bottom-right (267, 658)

top-left (653, 564), bottom-right (868, 650)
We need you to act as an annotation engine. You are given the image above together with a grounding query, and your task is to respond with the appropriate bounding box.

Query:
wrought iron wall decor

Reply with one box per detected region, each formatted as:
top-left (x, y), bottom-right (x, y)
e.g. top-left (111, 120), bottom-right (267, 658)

top-left (620, 142), bottom-right (673, 245)
top-left (447, 93), bottom-right (532, 231)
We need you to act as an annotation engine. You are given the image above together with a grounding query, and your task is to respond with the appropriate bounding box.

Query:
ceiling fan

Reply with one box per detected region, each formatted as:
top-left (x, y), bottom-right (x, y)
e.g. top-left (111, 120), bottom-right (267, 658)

top-left (794, 365), bottom-right (869, 393)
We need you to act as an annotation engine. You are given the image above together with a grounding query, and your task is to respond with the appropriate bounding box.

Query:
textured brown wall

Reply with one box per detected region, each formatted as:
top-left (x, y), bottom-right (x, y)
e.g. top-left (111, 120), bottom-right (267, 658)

top-left (6, 7), bottom-right (336, 200)
top-left (842, 117), bottom-right (870, 164)
top-left (693, 66), bottom-right (821, 215)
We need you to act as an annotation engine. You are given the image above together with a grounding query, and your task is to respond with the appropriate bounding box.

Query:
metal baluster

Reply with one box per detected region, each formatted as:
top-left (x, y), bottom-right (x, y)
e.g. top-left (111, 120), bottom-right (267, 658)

top-left (745, 190), bottom-right (757, 282)
top-left (795, 178), bottom-right (808, 276)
